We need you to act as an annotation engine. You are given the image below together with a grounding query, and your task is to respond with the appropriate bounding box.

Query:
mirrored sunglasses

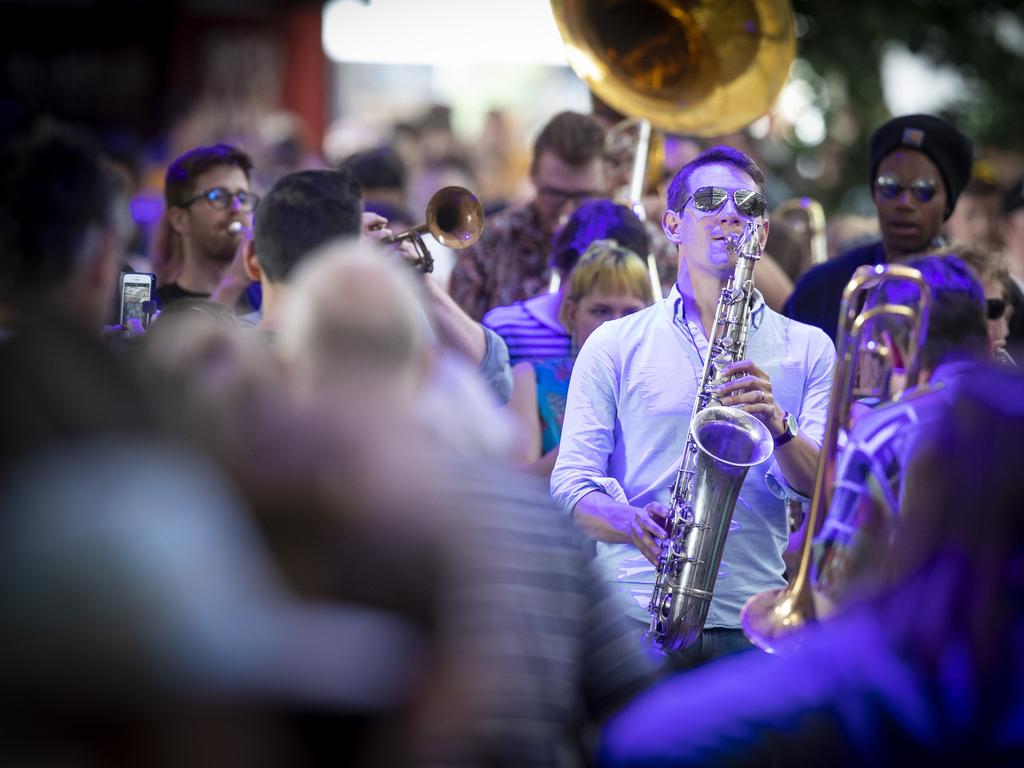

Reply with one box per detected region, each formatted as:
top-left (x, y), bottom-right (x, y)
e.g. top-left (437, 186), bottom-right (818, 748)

top-left (987, 297), bottom-right (1007, 321)
top-left (875, 175), bottom-right (938, 203)
top-left (185, 187), bottom-right (260, 212)
top-left (683, 186), bottom-right (767, 218)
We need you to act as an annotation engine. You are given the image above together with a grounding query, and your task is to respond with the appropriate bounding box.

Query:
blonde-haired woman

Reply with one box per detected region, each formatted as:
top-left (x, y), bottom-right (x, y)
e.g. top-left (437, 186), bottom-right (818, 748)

top-left (506, 240), bottom-right (655, 477)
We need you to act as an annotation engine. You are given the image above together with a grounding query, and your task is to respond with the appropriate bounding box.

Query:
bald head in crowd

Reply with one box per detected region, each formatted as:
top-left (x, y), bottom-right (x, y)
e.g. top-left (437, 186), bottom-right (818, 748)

top-left (277, 240), bottom-right (430, 410)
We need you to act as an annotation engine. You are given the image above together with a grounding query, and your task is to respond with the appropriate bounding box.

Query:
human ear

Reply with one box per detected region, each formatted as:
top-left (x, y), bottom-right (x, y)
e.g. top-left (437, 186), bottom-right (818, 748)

top-left (561, 297), bottom-right (578, 332)
top-left (166, 206), bottom-right (189, 237)
top-left (242, 240), bottom-right (262, 282)
top-left (662, 209), bottom-right (683, 243)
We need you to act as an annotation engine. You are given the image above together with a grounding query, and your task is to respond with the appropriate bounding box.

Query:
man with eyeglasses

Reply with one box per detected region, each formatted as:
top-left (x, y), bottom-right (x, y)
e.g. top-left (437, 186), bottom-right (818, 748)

top-left (158, 144), bottom-right (258, 310)
top-left (784, 114), bottom-right (974, 343)
top-left (450, 111), bottom-right (606, 320)
top-left (552, 146), bottom-right (835, 668)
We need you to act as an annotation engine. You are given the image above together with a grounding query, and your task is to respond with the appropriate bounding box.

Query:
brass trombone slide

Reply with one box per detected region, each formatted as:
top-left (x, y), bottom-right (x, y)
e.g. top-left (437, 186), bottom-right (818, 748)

top-left (741, 264), bottom-right (932, 653)
top-left (773, 196), bottom-right (828, 267)
top-left (605, 116), bottom-right (664, 299)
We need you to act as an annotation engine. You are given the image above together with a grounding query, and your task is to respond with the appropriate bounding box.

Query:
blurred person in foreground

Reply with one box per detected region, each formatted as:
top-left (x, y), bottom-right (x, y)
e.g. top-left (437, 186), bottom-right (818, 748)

top-left (785, 114), bottom-right (973, 341)
top-left (0, 122), bottom-right (159, 474)
top-left (506, 240), bottom-right (654, 478)
top-left (450, 111), bottom-right (607, 319)
top-left (0, 122), bottom-right (131, 336)
top-left (483, 199), bottom-right (651, 366)
top-left (602, 364), bottom-right (1024, 766)
top-left (0, 438), bottom-right (423, 767)
top-left (271, 242), bottom-right (664, 764)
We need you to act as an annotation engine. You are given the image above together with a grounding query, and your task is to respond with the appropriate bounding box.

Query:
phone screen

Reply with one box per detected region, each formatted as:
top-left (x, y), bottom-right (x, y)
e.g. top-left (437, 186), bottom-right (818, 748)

top-left (119, 273), bottom-right (155, 328)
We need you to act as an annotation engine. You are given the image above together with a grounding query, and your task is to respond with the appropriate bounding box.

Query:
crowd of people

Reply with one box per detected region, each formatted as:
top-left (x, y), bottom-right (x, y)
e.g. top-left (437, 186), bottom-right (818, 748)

top-left (1, 102), bottom-right (1022, 766)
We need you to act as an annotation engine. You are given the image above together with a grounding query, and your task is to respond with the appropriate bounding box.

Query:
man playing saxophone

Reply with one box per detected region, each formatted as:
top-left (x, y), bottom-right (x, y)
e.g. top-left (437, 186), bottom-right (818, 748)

top-left (551, 146), bottom-right (835, 667)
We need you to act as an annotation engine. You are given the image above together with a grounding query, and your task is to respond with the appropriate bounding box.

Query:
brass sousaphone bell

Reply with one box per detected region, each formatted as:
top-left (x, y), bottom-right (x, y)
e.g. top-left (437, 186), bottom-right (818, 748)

top-left (550, 0), bottom-right (796, 137)
top-left (386, 186), bottom-right (485, 274)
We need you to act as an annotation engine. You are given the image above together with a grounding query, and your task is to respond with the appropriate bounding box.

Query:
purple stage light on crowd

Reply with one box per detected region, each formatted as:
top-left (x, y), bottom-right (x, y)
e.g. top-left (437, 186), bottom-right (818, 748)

top-left (131, 194), bottom-right (163, 226)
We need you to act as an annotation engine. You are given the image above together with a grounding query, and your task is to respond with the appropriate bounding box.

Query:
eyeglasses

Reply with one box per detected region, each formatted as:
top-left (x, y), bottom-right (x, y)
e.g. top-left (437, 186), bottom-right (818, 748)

top-left (183, 187), bottom-right (260, 212)
top-left (874, 175), bottom-right (938, 203)
top-left (680, 186), bottom-right (767, 218)
top-left (987, 297), bottom-right (1007, 321)
top-left (536, 186), bottom-right (599, 207)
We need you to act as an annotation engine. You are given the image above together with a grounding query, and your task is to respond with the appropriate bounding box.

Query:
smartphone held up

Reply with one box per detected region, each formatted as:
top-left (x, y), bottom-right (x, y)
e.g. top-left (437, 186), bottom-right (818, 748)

top-left (118, 272), bottom-right (156, 330)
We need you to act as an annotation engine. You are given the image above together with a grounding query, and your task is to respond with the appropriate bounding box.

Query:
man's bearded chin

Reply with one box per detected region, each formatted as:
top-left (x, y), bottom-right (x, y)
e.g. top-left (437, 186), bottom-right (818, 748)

top-left (207, 236), bottom-right (239, 264)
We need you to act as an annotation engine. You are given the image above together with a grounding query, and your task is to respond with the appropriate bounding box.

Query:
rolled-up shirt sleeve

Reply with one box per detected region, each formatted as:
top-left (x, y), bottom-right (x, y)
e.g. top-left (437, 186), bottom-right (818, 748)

top-left (550, 325), bottom-right (622, 515)
top-left (766, 326), bottom-right (836, 501)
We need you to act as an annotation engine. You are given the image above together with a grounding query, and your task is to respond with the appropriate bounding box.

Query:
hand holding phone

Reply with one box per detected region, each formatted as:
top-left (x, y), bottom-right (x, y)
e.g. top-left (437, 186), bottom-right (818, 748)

top-left (119, 272), bottom-right (156, 330)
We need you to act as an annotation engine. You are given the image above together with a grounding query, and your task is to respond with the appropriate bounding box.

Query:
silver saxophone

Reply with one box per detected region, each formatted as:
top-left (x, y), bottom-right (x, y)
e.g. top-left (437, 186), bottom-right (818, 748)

top-left (643, 220), bottom-right (775, 654)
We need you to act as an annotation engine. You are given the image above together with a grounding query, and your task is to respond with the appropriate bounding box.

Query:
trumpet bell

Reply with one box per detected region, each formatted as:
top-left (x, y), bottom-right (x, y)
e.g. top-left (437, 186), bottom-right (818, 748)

top-left (426, 186), bottom-right (485, 251)
top-left (550, 0), bottom-right (796, 136)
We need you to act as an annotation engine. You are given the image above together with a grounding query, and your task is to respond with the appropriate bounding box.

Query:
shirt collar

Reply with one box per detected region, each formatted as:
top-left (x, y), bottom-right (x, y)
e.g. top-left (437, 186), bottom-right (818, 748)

top-left (666, 283), bottom-right (767, 330)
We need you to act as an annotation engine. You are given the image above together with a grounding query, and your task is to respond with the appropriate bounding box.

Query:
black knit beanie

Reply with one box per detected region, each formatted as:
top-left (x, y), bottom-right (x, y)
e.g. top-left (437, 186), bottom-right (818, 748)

top-left (869, 114), bottom-right (973, 220)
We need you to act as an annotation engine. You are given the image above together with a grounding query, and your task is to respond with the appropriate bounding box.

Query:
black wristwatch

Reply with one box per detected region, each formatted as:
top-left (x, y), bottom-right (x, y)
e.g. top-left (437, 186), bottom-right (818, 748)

top-left (774, 411), bottom-right (798, 448)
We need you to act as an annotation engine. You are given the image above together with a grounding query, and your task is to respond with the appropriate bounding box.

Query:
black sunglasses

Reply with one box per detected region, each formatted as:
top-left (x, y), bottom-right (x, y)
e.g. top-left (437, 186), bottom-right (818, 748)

top-left (987, 297), bottom-right (1007, 321)
top-left (875, 175), bottom-right (938, 203)
top-left (183, 187), bottom-right (260, 212)
top-left (681, 186), bottom-right (767, 218)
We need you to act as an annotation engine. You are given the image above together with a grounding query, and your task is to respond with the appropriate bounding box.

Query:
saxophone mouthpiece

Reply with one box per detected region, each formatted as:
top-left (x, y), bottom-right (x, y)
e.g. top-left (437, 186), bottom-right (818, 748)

top-left (737, 221), bottom-right (762, 259)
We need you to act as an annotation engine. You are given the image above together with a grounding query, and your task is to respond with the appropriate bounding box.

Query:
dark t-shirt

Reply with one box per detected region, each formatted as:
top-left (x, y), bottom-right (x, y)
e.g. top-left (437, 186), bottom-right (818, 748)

top-left (156, 282), bottom-right (261, 315)
top-left (785, 241), bottom-right (1024, 350)
top-left (783, 241), bottom-right (887, 342)
top-left (155, 282), bottom-right (208, 310)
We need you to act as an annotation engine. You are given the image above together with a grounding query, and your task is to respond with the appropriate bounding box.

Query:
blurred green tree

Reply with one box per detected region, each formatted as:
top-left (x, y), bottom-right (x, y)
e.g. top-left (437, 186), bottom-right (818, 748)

top-left (767, 0), bottom-right (1024, 215)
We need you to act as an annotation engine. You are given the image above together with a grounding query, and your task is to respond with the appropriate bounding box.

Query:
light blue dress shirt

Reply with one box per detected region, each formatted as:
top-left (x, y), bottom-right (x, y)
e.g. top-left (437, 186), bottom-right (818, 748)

top-left (551, 285), bottom-right (836, 628)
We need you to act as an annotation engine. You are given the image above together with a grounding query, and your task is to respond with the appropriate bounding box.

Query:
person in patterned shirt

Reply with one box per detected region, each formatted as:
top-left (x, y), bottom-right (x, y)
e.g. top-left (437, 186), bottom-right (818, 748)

top-left (450, 111), bottom-right (607, 320)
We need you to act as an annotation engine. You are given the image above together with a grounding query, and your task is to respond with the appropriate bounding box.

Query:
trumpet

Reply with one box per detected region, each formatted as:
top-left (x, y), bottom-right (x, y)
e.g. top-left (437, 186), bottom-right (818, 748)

top-left (741, 264), bottom-right (932, 653)
top-left (384, 186), bottom-right (484, 274)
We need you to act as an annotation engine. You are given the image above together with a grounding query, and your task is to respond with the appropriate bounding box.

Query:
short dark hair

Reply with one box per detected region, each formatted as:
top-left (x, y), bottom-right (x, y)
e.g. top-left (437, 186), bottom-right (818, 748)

top-left (164, 144), bottom-right (253, 208)
top-left (531, 111), bottom-right (605, 173)
top-left (0, 122), bottom-right (122, 302)
top-left (876, 253), bottom-right (988, 370)
top-left (550, 200), bottom-right (649, 276)
top-left (339, 147), bottom-right (407, 193)
top-left (253, 169), bottom-right (363, 283)
top-left (665, 145), bottom-right (766, 212)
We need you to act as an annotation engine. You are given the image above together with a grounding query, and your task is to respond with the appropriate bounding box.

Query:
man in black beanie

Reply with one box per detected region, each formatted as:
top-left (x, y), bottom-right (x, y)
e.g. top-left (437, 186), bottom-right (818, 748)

top-left (784, 113), bottom-right (973, 341)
